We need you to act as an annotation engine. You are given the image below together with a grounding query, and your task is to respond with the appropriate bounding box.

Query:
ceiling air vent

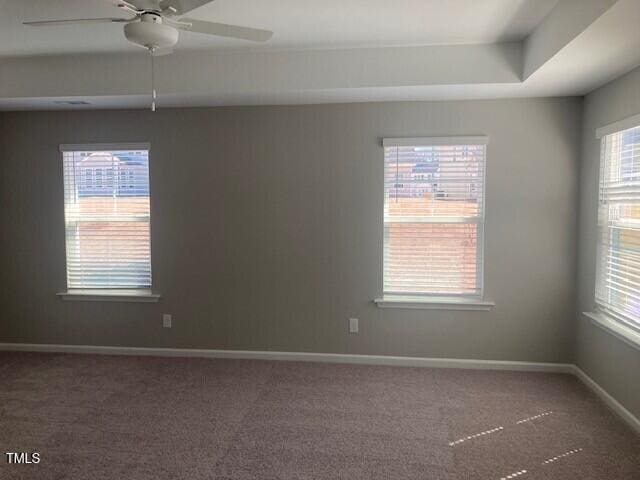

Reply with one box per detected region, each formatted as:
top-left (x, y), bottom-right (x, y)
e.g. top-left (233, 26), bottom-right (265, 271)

top-left (54, 100), bottom-right (91, 105)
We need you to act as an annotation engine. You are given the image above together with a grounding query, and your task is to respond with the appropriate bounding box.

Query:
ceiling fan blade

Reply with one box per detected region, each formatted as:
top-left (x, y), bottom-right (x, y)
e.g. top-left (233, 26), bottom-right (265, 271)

top-left (179, 19), bottom-right (273, 42)
top-left (23, 17), bottom-right (132, 27)
top-left (159, 0), bottom-right (216, 15)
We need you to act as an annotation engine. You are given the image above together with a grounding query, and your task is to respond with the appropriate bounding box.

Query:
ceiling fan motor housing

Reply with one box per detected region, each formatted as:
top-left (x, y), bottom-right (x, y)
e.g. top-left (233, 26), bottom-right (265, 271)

top-left (124, 13), bottom-right (178, 50)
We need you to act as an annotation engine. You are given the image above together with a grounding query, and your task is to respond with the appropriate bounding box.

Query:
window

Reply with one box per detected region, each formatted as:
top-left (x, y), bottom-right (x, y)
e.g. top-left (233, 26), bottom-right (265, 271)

top-left (381, 137), bottom-right (487, 301)
top-left (596, 124), bottom-right (640, 333)
top-left (60, 144), bottom-right (152, 292)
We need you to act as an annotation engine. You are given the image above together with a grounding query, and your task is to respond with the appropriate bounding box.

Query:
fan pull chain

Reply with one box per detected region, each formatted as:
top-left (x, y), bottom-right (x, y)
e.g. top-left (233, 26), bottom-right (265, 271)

top-left (150, 49), bottom-right (157, 112)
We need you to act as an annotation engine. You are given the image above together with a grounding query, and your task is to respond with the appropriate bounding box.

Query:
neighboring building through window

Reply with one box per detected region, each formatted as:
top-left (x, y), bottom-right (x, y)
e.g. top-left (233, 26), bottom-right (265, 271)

top-left (61, 144), bottom-right (152, 290)
top-left (596, 124), bottom-right (640, 332)
top-left (382, 137), bottom-right (487, 299)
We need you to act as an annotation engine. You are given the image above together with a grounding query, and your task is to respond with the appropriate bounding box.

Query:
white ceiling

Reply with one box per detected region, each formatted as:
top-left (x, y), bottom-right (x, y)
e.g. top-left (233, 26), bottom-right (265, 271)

top-left (1, 0), bottom-right (639, 110)
top-left (1, 0), bottom-right (559, 56)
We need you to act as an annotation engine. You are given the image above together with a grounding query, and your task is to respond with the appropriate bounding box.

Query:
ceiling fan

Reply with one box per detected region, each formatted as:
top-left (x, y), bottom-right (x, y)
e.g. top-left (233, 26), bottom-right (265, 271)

top-left (23, 0), bottom-right (274, 110)
top-left (24, 0), bottom-right (274, 53)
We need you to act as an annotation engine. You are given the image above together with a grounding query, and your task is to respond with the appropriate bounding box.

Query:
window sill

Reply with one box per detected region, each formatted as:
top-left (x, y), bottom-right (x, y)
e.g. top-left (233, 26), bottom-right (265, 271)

top-left (57, 290), bottom-right (160, 303)
top-left (374, 296), bottom-right (494, 311)
top-left (583, 311), bottom-right (640, 350)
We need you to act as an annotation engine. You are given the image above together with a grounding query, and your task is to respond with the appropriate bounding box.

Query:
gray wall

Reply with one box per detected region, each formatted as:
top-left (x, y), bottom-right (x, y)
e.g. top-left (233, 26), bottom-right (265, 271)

top-left (0, 98), bottom-right (581, 362)
top-left (576, 66), bottom-right (640, 418)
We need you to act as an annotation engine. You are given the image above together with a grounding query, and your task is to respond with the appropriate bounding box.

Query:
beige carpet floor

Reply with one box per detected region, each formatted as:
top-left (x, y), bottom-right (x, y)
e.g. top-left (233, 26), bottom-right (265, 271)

top-left (0, 352), bottom-right (638, 479)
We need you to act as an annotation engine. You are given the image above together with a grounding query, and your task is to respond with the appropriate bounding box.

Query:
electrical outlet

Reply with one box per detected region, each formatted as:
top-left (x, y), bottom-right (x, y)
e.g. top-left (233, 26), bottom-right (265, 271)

top-left (349, 317), bottom-right (359, 334)
top-left (162, 314), bottom-right (172, 328)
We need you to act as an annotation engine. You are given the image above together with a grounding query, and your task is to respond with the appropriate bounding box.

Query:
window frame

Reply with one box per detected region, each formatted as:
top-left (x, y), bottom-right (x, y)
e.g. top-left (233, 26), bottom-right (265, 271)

top-left (375, 136), bottom-right (492, 310)
top-left (57, 142), bottom-right (159, 303)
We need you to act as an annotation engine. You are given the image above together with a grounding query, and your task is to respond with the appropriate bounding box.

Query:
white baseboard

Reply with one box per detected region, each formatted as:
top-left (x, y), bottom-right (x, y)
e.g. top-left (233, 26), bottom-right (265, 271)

top-left (570, 365), bottom-right (640, 435)
top-left (0, 342), bottom-right (573, 373)
top-left (1, 342), bottom-right (637, 434)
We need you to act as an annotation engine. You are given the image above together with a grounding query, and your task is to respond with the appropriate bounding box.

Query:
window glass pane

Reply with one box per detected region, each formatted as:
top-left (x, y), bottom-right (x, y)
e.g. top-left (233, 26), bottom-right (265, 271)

top-left (384, 222), bottom-right (478, 295)
top-left (62, 148), bottom-right (152, 290)
top-left (596, 125), bottom-right (640, 331)
top-left (383, 142), bottom-right (485, 297)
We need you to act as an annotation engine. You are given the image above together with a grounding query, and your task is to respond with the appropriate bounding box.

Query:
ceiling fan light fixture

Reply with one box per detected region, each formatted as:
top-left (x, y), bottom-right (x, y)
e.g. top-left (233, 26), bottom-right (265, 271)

top-left (124, 13), bottom-right (179, 50)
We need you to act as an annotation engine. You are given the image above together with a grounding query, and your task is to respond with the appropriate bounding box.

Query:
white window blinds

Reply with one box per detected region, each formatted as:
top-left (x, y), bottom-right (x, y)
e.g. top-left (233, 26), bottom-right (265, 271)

top-left (596, 124), bottom-right (640, 332)
top-left (61, 144), bottom-right (152, 290)
top-left (383, 137), bottom-right (487, 298)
